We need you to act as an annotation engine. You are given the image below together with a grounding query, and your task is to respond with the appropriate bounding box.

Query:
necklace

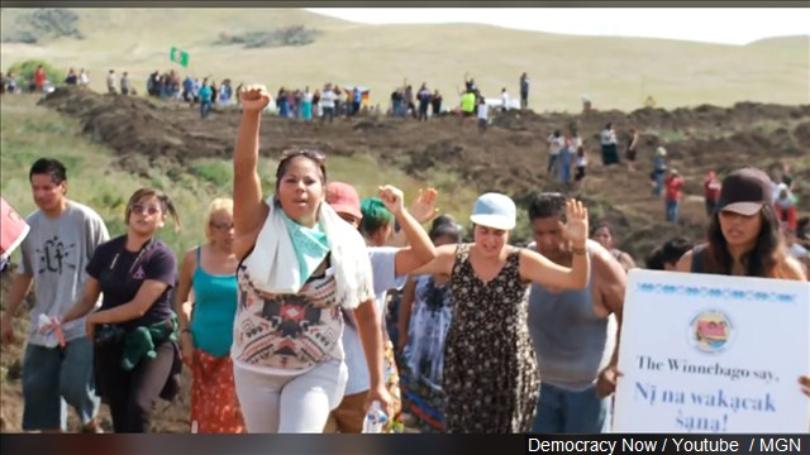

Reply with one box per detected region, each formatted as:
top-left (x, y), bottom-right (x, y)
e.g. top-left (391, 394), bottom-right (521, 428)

top-left (109, 237), bottom-right (152, 275)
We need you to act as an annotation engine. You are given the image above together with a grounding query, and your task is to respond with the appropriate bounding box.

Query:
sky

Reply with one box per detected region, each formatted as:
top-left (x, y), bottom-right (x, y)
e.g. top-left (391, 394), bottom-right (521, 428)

top-left (306, 8), bottom-right (810, 46)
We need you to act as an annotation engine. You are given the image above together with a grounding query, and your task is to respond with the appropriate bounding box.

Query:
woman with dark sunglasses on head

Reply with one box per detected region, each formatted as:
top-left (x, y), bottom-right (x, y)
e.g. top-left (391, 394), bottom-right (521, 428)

top-left (230, 85), bottom-right (391, 433)
top-left (58, 188), bottom-right (182, 432)
top-left (676, 168), bottom-right (808, 400)
top-left (175, 198), bottom-right (244, 433)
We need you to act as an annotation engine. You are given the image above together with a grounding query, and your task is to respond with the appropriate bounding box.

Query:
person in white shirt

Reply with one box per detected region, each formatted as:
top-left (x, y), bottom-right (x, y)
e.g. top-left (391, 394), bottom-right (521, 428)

top-left (106, 70), bottom-right (116, 95)
top-left (547, 130), bottom-right (564, 178)
top-left (120, 72), bottom-right (131, 96)
top-left (320, 84), bottom-right (337, 124)
top-left (501, 88), bottom-right (510, 112)
top-left (477, 97), bottom-right (489, 134)
top-left (600, 123), bottom-right (620, 166)
top-left (324, 183), bottom-right (437, 433)
top-left (78, 69), bottom-right (89, 87)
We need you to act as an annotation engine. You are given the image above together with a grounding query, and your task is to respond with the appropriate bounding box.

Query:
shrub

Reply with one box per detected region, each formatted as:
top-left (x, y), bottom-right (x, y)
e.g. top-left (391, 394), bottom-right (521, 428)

top-left (1, 8), bottom-right (83, 43)
top-left (213, 26), bottom-right (321, 48)
top-left (5, 59), bottom-right (65, 91)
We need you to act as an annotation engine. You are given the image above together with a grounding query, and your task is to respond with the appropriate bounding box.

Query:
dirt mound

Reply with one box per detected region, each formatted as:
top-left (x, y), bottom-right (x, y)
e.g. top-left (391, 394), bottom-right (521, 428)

top-left (40, 88), bottom-right (237, 176)
top-left (795, 121), bottom-right (810, 149)
top-left (39, 87), bottom-right (810, 258)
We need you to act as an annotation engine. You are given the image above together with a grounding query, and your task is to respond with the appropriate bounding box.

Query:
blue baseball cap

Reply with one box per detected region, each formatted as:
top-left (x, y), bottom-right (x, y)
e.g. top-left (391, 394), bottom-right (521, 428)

top-left (470, 192), bottom-right (516, 230)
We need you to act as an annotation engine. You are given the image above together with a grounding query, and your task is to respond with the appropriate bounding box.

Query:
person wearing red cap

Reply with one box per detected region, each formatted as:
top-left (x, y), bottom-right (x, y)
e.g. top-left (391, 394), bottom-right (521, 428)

top-left (324, 181), bottom-right (437, 433)
top-left (676, 167), bottom-right (807, 398)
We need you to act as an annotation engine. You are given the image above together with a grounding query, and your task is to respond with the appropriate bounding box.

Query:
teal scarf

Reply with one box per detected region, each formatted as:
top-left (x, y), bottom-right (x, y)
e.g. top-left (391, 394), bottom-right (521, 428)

top-left (281, 211), bottom-right (330, 283)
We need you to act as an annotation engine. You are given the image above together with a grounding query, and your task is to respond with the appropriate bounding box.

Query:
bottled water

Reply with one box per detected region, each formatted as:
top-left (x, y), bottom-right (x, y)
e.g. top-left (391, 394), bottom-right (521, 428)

top-left (362, 400), bottom-right (388, 433)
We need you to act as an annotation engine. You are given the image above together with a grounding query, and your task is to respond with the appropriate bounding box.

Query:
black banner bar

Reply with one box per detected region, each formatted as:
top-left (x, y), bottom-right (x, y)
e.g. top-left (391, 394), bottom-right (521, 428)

top-left (1, 434), bottom-right (808, 455)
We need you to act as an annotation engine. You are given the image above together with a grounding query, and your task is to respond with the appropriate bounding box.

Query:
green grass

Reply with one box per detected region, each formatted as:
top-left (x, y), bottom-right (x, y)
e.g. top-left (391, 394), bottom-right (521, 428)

top-left (1, 96), bottom-right (479, 262)
top-left (328, 153), bottom-right (479, 224)
top-left (1, 95), bottom-right (227, 256)
top-left (189, 158), bottom-right (233, 188)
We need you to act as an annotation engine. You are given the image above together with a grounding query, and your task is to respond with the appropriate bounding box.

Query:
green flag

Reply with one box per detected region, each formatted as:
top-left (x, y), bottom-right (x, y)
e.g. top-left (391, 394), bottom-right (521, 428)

top-left (169, 46), bottom-right (189, 67)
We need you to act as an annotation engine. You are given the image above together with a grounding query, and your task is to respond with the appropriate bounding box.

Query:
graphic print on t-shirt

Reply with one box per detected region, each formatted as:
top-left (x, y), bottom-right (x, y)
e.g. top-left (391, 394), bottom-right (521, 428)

top-left (260, 293), bottom-right (322, 340)
top-left (234, 266), bottom-right (343, 371)
top-left (132, 264), bottom-right (146, 280)
top-left (36, 235), bottom-right (76, 275)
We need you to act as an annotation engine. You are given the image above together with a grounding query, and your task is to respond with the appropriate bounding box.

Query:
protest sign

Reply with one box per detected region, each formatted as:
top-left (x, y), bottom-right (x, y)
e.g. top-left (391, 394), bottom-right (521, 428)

top-left (0, 197), bottom-right (29, 261)
top-left (613, 269), bottom-right (810, 432)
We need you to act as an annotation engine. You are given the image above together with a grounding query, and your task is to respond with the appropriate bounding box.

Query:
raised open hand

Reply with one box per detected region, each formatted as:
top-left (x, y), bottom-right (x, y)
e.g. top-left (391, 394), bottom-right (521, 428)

top-left (409, 187), bottom-right (439, 224)
top-left (562, 199), bottom-right (589, 248)
top-left (240, 84), bottom-right (271, 112)
top-left (378, 185), bottom-right (405, 216)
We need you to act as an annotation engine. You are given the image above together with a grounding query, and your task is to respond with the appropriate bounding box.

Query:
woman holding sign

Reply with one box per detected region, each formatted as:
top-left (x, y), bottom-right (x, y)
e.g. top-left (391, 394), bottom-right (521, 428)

top-left (675, 167), bottom-right (807, 399)
top-left (408, 192), bottom-right (590, 433)
top-left (676, 168), bottom-right (805, 282)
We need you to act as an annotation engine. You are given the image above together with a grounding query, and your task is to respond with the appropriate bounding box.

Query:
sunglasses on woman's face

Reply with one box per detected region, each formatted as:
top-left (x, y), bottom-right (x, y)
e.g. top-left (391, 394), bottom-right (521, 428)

top-left (130, 204), bottom-right (161, 215)
top-left (210, 221), bottom-right (234, 230)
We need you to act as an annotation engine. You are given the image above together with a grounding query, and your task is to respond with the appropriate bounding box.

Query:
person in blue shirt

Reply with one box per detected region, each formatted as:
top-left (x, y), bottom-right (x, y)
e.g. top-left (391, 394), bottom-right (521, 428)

top-left (198, 79), bottom-right (213, 119)
top-left (175, 198), bottom-right (244, 433)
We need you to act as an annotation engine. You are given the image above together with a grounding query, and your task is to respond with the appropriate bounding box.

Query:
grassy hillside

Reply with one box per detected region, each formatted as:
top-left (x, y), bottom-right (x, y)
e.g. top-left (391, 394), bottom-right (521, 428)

top-left (0, 94), bottom-right (477, 257)
top-left (1, 8), bottom-right (807, 112)
top-left (0, 92), bottom-right (479, 433)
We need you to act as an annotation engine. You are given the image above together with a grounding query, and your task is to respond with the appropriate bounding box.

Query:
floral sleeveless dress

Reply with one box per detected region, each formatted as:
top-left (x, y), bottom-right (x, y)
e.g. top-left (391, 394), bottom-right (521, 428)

top-left (443, 244), bottom-right (539, 433)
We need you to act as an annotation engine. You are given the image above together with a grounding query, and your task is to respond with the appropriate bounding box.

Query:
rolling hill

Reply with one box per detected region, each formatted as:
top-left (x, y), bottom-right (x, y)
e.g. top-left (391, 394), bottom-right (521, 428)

top-left (1, 7), bottom-right (808, 112)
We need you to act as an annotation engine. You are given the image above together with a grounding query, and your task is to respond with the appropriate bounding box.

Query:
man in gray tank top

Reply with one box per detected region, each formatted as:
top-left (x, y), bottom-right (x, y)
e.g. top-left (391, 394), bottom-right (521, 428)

top-left (526, 193), bottom-right (626, 433)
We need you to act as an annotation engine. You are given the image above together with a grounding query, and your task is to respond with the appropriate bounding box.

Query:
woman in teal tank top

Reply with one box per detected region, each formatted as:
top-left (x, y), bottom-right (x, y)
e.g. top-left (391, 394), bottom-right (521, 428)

top-left (175, 198), bottom-right (244, 433)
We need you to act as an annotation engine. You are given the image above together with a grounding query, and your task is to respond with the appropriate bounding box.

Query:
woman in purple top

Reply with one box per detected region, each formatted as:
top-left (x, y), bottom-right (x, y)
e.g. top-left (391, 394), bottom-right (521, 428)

top-left (60, 188), bottom-right (181, 432)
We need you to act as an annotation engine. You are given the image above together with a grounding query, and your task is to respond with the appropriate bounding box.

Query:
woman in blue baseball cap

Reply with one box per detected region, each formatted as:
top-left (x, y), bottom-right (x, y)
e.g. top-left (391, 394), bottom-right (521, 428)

top-left (411, 192), bottom-right (590, 433)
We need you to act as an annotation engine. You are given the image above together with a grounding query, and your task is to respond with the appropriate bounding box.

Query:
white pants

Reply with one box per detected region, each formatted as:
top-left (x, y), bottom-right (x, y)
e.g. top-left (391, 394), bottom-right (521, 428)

top-left (234, 359), bottom-right (348, 433)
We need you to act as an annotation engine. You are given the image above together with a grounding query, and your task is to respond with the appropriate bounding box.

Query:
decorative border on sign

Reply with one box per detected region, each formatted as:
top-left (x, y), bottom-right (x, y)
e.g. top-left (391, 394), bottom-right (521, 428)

top-left (635, 282), bottom-right (797, 303)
